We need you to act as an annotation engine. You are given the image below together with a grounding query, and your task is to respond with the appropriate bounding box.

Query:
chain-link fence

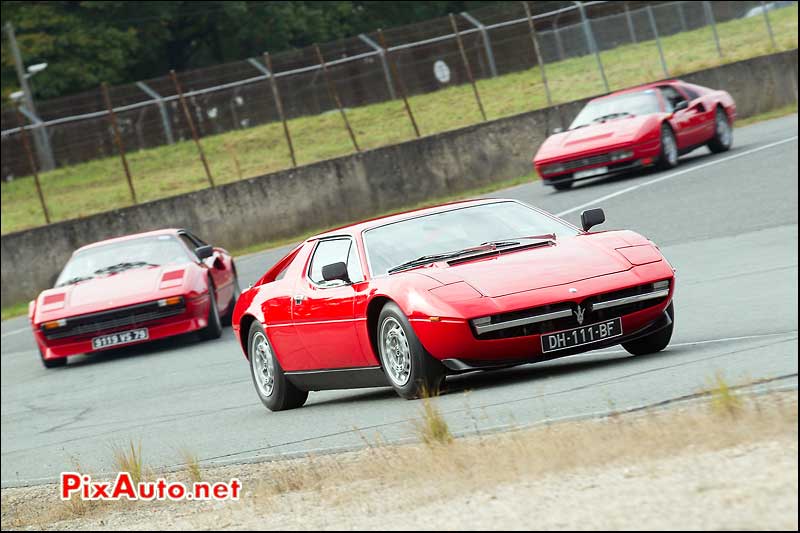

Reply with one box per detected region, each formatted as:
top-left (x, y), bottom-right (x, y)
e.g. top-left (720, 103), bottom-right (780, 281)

top-left (1, 1), bottom-right (797, 233)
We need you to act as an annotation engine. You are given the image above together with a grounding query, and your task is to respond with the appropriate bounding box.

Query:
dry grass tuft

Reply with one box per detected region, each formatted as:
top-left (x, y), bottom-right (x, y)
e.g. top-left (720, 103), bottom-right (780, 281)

top-left (413, 385), bottom-right (453, 447)
top-left (706, 371), bottom-right (744, 417)
top-left (180, 448), bottom-right (203, 484)
top-left (111, 440), bottom-right (146, 485)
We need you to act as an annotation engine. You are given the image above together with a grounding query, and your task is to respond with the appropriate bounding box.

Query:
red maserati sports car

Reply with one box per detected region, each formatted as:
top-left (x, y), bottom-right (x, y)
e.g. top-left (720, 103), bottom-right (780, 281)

top-left (30, 229), bottom-right (239, 368)
top-left (233, 199), bottom-right (676, 411)
top-left (533, 80), bottom-right (736, 190)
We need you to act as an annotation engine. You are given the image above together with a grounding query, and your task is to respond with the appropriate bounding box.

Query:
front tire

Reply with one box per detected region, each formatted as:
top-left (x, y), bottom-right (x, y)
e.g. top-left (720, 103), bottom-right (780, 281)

top-left (657, 124), bottom-right (679, 170)
top-left (198, 286), bottom-right (223, 340)
top-left (222, 271), bottom-right (240, 326)
top-left (707, 107), bottom-right (733, 153)
top-left (377, 302), bottom-right (445, 399)
top-left (247, 321), bottom-right (308, 411)
top-left (622, 302), bottom-right (675, 356)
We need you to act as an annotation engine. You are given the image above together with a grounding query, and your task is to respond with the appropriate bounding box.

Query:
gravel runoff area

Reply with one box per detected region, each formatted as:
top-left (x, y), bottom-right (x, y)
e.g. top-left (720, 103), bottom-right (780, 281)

top-left (2, 389), bottom-right (797, 531)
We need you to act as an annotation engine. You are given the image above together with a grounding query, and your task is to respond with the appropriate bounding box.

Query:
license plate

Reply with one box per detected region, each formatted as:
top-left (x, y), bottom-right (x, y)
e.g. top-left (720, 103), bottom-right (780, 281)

top-left (541, 318), bottom-right (622, 353)
top-left (574, 166), bottom-right (608, 179)
top-left (91, 328), bottom-right (149, 350)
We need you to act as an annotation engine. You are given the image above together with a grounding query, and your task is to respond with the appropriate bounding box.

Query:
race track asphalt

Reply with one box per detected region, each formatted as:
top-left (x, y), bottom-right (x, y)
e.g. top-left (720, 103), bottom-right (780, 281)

top-left (1, 115), bottom-right (797, 487)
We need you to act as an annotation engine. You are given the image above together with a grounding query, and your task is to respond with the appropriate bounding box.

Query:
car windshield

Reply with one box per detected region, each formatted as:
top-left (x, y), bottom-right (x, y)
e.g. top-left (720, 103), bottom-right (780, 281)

top-left (55, 235), bottom-right (191, 287)
top-left (363, 202), bottom-right (578, 276)
top-left (569, 90), bottom-right (660, 129)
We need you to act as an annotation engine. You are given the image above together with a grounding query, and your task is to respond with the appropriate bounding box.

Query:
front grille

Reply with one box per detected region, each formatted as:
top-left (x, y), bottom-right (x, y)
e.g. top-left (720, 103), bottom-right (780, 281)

top-left (473, 282), bottom-right (668, 340)
top-left (43, 300), bottom-right (185, 340)
top-left (561, 152), bottom-right (613, 172)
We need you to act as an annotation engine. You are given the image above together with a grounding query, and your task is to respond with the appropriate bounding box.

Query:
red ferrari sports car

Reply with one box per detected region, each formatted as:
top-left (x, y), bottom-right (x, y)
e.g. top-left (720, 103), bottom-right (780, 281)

top-left (233, 199), bottom-right (676, 411)
top-left (30, 229), bottom-right (239, 368)
top-left (533, 80), bottom-right (736, 190)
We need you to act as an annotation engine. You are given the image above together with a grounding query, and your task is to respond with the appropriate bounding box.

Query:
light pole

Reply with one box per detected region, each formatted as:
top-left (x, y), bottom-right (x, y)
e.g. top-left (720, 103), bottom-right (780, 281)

top-left (573, 1), bottom-right (609, 92)
top-left (5, 22), bottom-right (55, 171)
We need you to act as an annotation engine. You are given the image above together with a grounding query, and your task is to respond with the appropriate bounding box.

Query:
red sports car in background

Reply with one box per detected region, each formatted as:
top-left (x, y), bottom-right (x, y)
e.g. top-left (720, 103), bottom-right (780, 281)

top-left (30, 229), bottom-right (239, 368)
top-left (233, 199), bottom-right (676, 411)
top-left (533, 80), bottom-right (736, 190)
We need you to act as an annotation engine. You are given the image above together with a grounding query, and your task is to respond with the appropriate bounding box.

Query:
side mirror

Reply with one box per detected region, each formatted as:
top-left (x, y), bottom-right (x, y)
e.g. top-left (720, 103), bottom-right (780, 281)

top-left (581, 208), bottom-right (605, 232)
top-left (195, 245), bottom-right (214, 260)
top-left (673, 100), bottom-right (689, 112)
top-left (551, 126), bottom-right (564, 134)
top-left (322, 262), bottom-right (350, 283)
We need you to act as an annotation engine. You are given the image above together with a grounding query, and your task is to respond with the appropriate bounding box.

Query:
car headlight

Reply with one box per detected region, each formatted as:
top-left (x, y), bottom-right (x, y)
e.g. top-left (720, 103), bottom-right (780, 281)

top-left (610, 149), bottom-right (634, 162)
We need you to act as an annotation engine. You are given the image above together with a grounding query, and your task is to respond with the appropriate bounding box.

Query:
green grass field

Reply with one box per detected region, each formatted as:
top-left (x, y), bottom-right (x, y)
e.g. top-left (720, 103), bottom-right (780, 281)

top-left (1, 4), bottom-right (797, 235)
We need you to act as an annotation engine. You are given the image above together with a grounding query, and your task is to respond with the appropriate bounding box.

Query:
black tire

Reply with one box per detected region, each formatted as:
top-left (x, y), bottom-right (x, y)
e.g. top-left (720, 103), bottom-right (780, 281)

top-left (377, 302), bottom-right (445, 400)
top-left (198, 285), bottom-right (223, 340)
top-left (221, 271), bottom-right (240, 327)
top-left (553, 180), bottom-right (574, 191)
top-left (247, 321), bottom-right (308, 411)
top-left (622, 302), bottom-right (675, 356)
top-left (40, 347), bottom-right (66, 369)
top-left (707, 107), bottom-right (733, 153)
top-left (657, 124), bottom-right (679, 170)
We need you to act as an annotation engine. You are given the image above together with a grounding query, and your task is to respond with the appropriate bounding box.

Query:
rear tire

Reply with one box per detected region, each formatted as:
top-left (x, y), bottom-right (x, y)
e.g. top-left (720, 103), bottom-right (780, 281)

top-left (657, 124), bottom-right (679, 170)
top-left (377, 302), bottom-right (445, 399)
top-left (707, 107), bottom-right (733, 153)
top-left (622, 302), bottom-right (675, 356)
top-left (247, 321), bottom-right (308, 411)
top-left (222, 271), bottom-right (240, 326)
top-left (198, 285), bottom-right (223, 340)
top-left (39, 347), bottom-right (66, 369)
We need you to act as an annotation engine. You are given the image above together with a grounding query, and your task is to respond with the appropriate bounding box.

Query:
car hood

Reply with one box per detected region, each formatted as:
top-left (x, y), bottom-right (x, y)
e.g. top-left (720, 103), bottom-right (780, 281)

top-left (36, 265), bottom-right (189, 320)
top-left (535, 115), bottom-right (653, 162)
top-left (419, 236), bottom-right (632, 298)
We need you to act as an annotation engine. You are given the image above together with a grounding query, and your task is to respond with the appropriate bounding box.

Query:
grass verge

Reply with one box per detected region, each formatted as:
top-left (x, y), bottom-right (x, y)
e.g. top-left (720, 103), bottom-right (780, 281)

top-left (1, 5), bottom-right (797, 234)
top-left (1, 388), bottom-right (796, 530)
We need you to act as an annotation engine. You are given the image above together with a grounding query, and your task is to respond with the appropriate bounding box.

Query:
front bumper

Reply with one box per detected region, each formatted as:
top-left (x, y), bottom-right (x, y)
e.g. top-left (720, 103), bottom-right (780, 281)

top-left (538, 139), bottom-right (661, 186)
top-left (34, 295), bottom-right (211, 361)
top-left (411, 264), bottom-right (674, 365)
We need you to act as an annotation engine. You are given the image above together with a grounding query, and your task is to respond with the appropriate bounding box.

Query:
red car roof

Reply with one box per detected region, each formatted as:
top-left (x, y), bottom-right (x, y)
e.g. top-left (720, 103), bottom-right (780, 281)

top-left (592, 79), bottom-right (682, 101)
top-left (312, 198), bottom-right (509, 240)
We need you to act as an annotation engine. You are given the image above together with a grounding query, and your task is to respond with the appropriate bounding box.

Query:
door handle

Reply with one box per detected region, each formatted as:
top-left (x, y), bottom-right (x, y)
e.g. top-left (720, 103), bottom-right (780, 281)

top-left (293, 294), bottom-right (306, 305)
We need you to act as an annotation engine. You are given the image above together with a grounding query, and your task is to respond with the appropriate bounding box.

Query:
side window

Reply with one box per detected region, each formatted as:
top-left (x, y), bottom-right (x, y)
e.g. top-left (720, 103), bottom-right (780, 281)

top-left (659, 86), bottom-right (687, 112)
top-left (308, 238), bottom-right (363, 286)
top-left (186, 231), bottom-right (208, 246)
top-left (682, 85), bottom-right (700, 101)
top-left (178, 234), bottom-right (199, 255)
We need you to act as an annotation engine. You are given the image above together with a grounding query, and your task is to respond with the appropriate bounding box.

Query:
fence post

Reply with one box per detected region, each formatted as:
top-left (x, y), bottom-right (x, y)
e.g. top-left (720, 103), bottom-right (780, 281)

top-left (646, 6), bottom-right (669, 78)
top-left (14, 105), bottom-right (50, 224)
top-left (170, 70), bottom-right (215, 187)
top-left (574, 1), bottom-right (609, 93)
top-left (101, 82), bottom-right (137, 203)
top-left (522, 1), bottom-right (552, 107)
top-left (624, 3), bottom-right (637, 43)
top-left (449, 13), bottom-right (487, 121)
top-left (314, 44), bottom-right (360, 152)
top-left (263, 52), bottom-right (297, 167)
top-left (760, 1), bottom-right (778, 50)
top-left (703, 1), bottom-right (723, 58)
top-left (461, 12), bottom-right (498, 78)
top-left (552, 21), bottom-right (566, 61)
top-left (358, 34), bottom-right (397, 100)
top-left (378, 29), bottom-right (421, 138)
top-left (676, 2), bottom-right (688, 32)
top-left (136, 81), bottom-right (174, 145)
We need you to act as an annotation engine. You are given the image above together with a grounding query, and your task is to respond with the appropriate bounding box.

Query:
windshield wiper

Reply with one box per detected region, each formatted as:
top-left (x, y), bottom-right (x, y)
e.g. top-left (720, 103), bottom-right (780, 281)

top-left (592, 112), bottom-right (633, 123)
top-left (388, 237), bottom-right (555, 274)
top-left (93, 261), bottom-right (158, 275)
top-left (56, 275), bottom-right (95, 287)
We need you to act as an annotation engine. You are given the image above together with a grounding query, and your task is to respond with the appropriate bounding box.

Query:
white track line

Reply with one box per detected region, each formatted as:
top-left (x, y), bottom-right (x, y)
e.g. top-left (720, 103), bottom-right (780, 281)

top-left (556, 136), bottom-right (799, 217)
top-left (1, 327), bottom-right (28, 339)
top-left (589, 331), bottom-right (797, 356)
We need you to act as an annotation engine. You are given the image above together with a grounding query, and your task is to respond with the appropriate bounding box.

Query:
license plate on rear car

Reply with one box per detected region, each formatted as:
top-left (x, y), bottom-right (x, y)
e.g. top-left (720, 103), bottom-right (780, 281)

top-left (574, 166), bottom-right (608, 179)
top-left (91, 328), bottom-right (149, 350)
top-left (541, 318), bottom-right (622, 353)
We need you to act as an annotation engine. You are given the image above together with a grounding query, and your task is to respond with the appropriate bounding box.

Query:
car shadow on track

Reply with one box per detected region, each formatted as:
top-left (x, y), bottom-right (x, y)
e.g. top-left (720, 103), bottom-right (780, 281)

top-left (59, 330), bottom-right (232, 369)
top-left (305, 345), bottom-right (690, 408)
